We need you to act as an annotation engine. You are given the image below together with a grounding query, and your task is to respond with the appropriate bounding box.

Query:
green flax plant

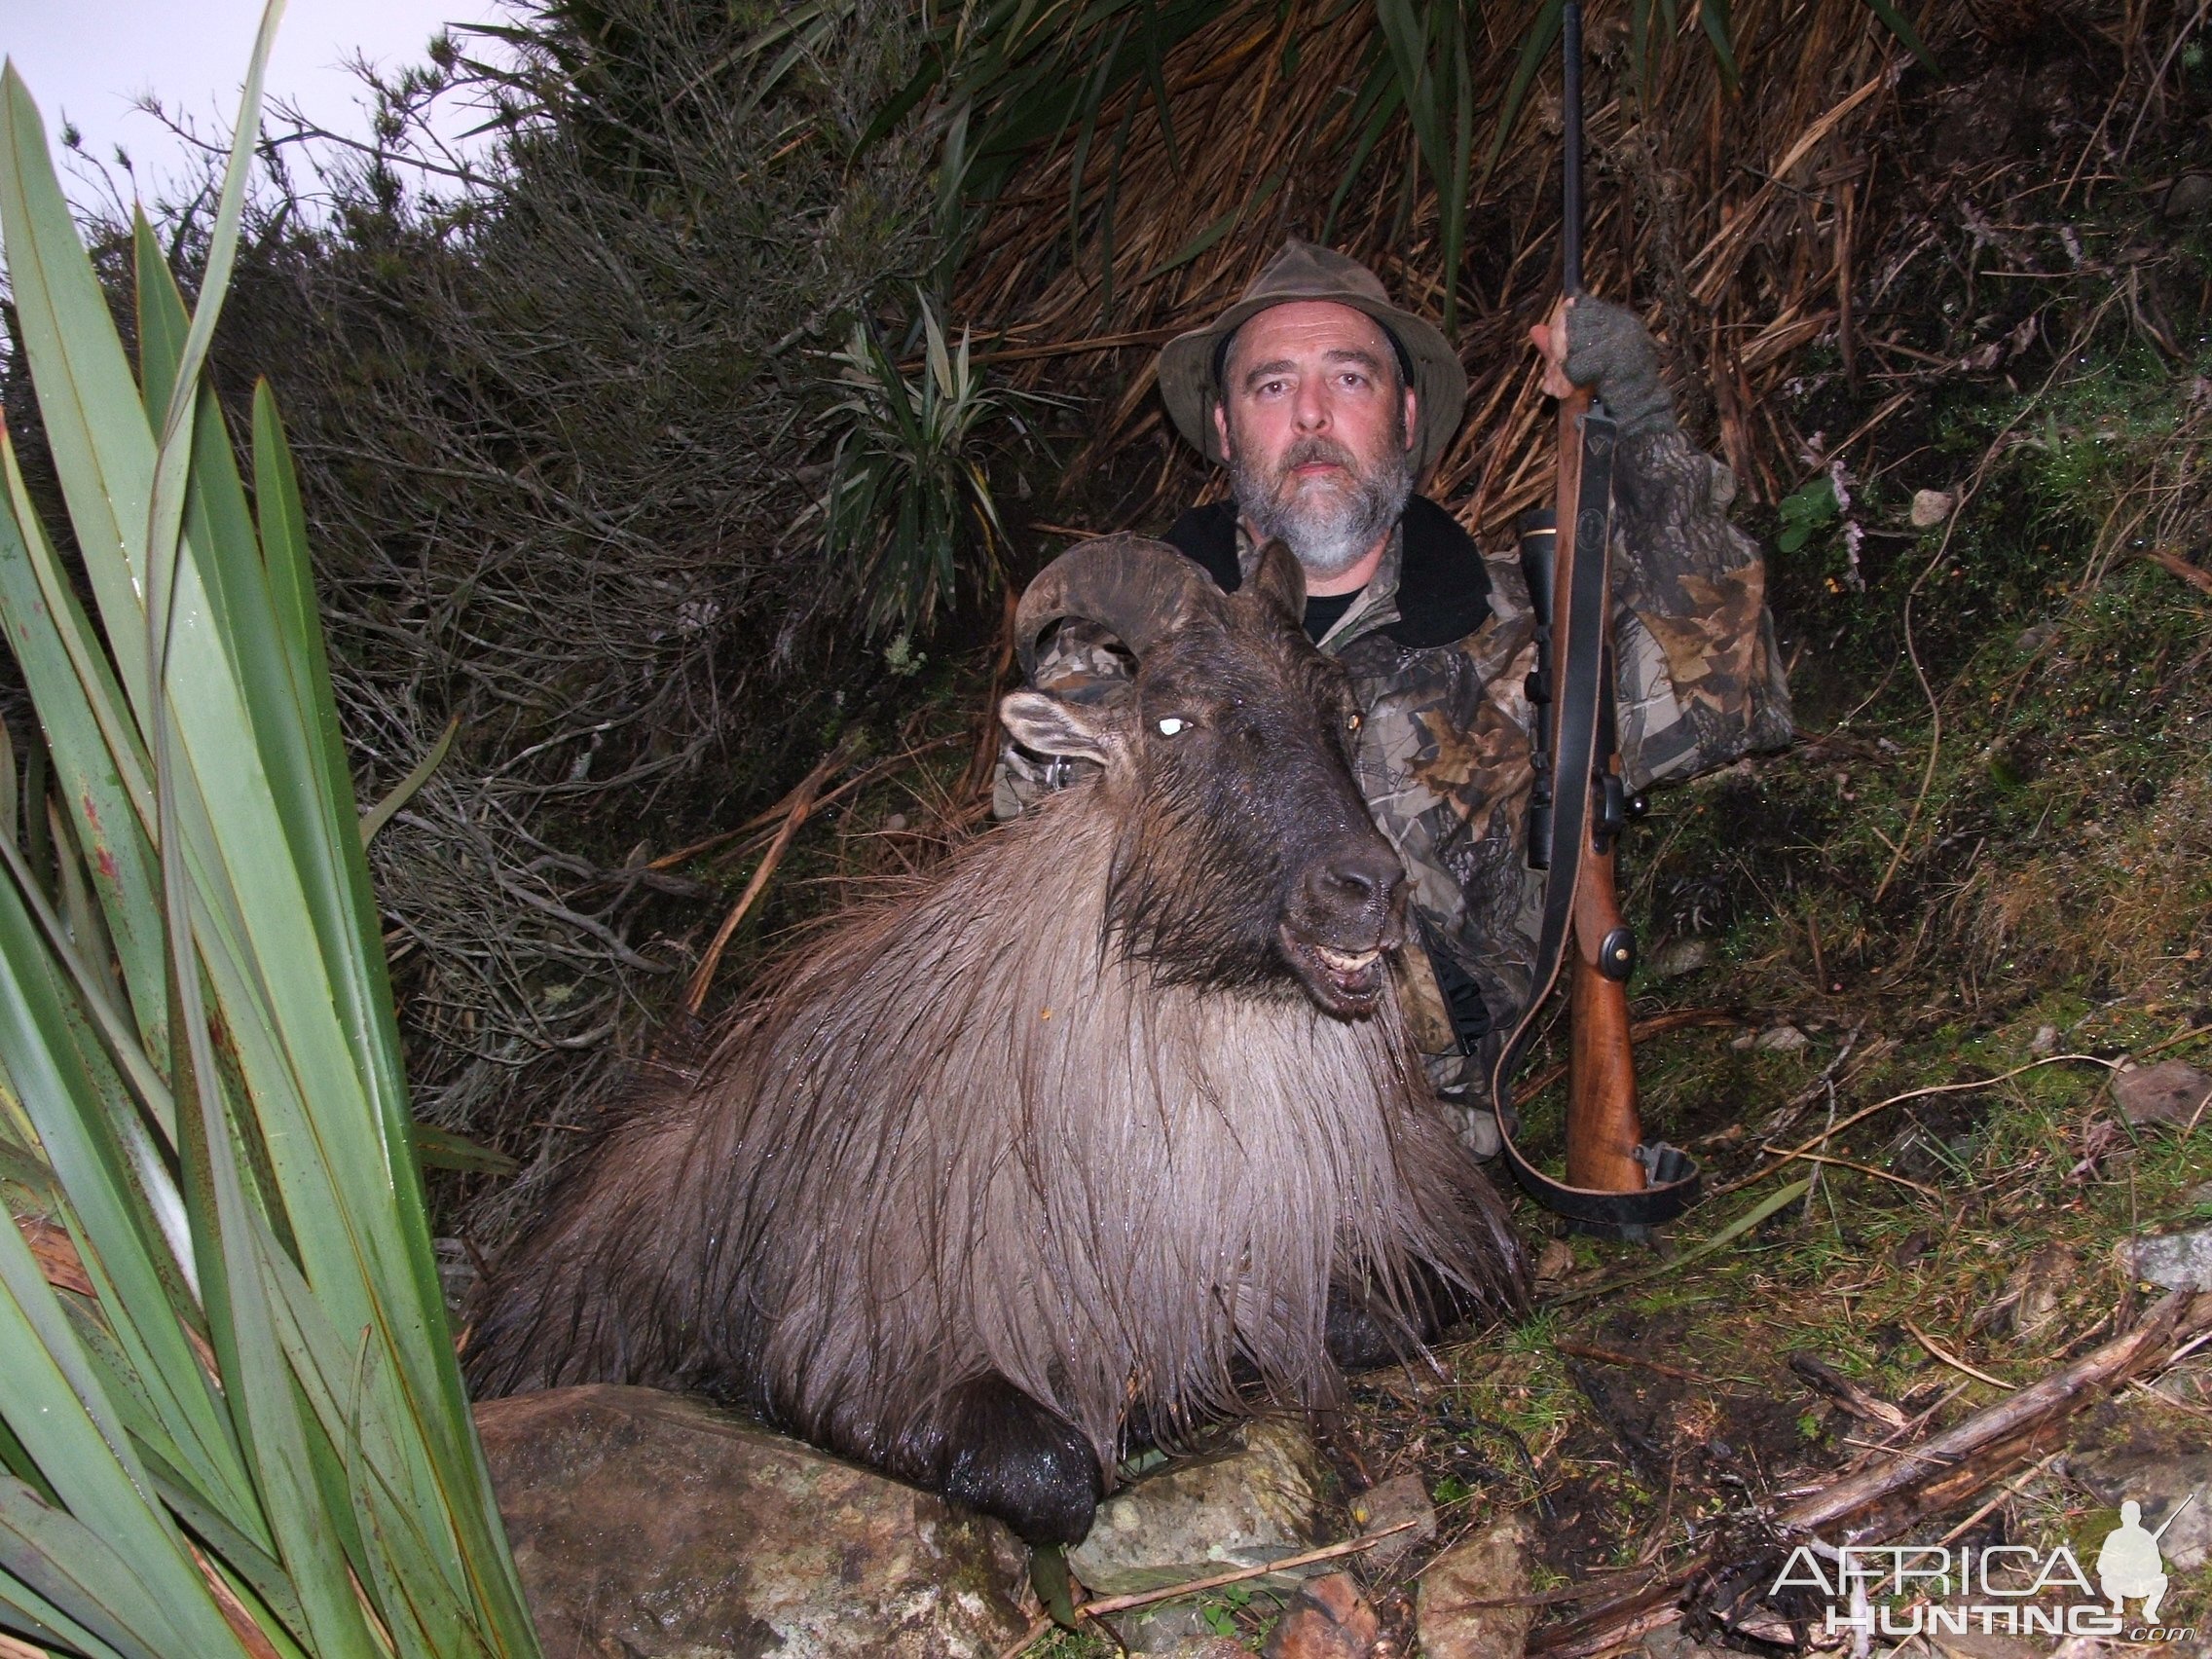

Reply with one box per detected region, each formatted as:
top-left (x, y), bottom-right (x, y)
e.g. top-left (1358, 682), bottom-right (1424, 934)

top-left (0, 14), bottom-right (541, 1657)
top-left (817, 292), bottom-right (1059, 638)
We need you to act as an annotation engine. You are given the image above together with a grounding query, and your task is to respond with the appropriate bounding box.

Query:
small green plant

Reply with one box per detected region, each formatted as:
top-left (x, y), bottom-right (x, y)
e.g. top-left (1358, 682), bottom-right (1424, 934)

top-left (0, 20), bottom-right (540, 1657)
top-left (1775, 474), bottom-right (1839, 553)
top-left (883, 632), bottom-right (928, 676)
top-left (1200, 1581), bottom-right (1253, 1635)
top-left (816, 291), bottom-right (1059, 639)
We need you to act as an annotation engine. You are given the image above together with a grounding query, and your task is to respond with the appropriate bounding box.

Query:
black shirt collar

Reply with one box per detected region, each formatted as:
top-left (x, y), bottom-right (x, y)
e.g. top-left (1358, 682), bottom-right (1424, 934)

top-left (1161, 495), bottom-right (1491, 649)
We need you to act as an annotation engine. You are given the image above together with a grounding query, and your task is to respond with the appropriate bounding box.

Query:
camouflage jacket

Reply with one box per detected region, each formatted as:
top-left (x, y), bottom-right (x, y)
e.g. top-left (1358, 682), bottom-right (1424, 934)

top-left (996, 427), bottom-right (1793, 1106)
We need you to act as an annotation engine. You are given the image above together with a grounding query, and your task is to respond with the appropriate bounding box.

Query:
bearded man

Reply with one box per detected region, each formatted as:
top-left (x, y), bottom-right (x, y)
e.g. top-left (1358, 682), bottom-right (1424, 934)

top-left (997, 240), bottom-right (1792, 1155)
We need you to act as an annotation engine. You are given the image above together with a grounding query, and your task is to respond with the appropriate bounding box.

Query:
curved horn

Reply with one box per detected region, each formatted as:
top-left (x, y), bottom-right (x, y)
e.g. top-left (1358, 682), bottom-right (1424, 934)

top-left (1014, 535), bottom-right (1225, 676)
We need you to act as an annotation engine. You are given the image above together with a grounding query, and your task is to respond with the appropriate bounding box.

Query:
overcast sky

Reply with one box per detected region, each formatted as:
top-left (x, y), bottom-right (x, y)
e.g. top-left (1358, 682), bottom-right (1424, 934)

top-left (2, 0), bottom-right (508, 208)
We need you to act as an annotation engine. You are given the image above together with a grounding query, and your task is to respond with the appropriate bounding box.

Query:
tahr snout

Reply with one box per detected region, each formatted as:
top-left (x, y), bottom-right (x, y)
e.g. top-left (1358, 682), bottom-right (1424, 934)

top-left (1280, 828), bottom-right (1406, 1017)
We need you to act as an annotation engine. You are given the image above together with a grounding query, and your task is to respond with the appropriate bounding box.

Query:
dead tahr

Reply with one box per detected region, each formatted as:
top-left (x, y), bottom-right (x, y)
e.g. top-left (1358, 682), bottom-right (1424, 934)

top-left (465, 535), bottom-right (1526, 1544)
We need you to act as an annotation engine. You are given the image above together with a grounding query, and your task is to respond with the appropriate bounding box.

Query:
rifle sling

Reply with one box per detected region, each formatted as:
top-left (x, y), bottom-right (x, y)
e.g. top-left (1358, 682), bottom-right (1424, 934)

top-left (1488, 404), bottom-right (1701, 1230)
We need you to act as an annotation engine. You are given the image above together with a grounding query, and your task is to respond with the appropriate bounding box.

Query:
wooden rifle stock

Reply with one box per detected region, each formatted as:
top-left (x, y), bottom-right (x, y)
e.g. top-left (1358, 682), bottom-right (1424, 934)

top-left (1566, 787), bottom-right (1643, 1191)
top-left (1551, 386), bottom-right (1647, 1197)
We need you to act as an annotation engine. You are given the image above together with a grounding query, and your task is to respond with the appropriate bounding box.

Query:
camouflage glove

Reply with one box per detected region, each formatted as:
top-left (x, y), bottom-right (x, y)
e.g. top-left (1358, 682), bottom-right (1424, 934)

top-left (1564, 297), bottom-right (1677, 440)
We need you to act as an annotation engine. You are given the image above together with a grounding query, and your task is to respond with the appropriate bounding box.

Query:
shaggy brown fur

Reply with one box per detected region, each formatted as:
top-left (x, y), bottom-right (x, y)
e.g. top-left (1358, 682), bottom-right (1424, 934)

top-left (466, 539), bottom-right (1526, 1544)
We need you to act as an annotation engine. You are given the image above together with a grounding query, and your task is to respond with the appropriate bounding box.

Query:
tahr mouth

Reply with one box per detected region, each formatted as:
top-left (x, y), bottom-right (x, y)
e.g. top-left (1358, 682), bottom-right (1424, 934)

top-left (1279, 925), bottom-right (1394, 1017)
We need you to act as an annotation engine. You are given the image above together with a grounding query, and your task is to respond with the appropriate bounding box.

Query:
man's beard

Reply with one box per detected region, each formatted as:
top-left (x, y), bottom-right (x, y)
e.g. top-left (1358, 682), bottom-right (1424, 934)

top-left (1229, 428), bottom-right (1413, 580)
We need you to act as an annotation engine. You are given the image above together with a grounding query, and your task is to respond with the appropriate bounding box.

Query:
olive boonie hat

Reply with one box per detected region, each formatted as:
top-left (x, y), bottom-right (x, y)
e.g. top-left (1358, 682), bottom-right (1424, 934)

top-left (1158, 239), bottom-right (1469, 477)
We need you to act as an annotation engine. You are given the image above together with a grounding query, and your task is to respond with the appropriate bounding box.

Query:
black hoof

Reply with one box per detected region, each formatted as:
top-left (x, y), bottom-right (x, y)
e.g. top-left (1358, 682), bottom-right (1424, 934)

top-left (1325, 1263), bottom-right (1474, 1371)
top-left (934, 1377), bottom-right (1104, 1547)
top-left (1325, 1282), bottom-right (1422, 1370)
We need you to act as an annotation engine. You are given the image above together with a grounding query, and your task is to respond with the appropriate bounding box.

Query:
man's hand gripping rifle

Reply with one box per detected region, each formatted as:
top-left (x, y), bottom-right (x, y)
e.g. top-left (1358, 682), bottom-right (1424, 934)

top-left (1487, 0), bottom-right (1698, 1237)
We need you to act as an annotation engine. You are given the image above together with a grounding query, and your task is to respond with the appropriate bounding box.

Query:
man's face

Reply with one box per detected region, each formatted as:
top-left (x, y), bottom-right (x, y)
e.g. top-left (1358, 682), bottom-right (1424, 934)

top-left (1211, 300), bottom-right (1419, 581)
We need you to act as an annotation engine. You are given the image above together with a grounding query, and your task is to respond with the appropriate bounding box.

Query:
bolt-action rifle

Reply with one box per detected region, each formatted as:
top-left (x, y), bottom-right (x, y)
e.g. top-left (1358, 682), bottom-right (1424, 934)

top-left (1487, 0), bottom-right (1698, 1238)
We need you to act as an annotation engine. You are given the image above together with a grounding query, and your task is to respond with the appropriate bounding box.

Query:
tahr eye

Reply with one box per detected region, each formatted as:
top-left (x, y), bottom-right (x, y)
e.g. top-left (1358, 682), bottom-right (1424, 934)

top-left (1346, 712), bottom-right (1362, 733)
top-left (1157, 717), bottom-right (1187, 737)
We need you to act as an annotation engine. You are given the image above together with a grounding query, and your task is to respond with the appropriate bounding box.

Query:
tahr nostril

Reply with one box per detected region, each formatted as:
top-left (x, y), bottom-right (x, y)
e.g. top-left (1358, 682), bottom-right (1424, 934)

top-left (1322, 851), bottom-right (1402, 905)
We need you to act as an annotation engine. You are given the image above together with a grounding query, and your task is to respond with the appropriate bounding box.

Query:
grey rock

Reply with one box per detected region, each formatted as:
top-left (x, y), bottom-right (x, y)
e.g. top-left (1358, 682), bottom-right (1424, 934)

top-left (1070, 1417), bottom-right (1327, 1597)
top-left (1118, 1600), bottom-right (1217, 1653)
top-left (1986, 1244), bottom-right (2075, 1341)
top-left (1754, 1024), bottom-right (1811, 1053)
top-left (1910, 488), bottom-right (1957, 528)
top-left (2113, 1060), bottom-right (2212, 1130)
top-left (474, 1385), bottom-right (1031, 1659)
top-left (1641, 1621), bottom-right (1741, 1659)
top-left (1348, 1472), bottom-right (1437, 1572)
top-left (2118, 1226), bottom-right (2212, 1293)
top-left (1417, 1514), bottom-right (1533, 1659)
top-left (1531, 1239), bottom-right (1577, 1293)
top-left (1647, 938), bottom-right (1712, 979)
top-left (2066, 1409), bottom-right (2212, 1570)
top-left (2165, 172), bottom-right (2212, 219)
top-left (1118, 1599), bottom-right (1282, 1656)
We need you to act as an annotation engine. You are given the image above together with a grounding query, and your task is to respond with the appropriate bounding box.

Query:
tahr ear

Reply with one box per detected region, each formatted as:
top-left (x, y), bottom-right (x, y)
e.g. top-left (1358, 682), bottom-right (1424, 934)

top-left (1250, 537), bottom-right (1307, 625)
top-left (999, 688), bottom-right (1128, 764)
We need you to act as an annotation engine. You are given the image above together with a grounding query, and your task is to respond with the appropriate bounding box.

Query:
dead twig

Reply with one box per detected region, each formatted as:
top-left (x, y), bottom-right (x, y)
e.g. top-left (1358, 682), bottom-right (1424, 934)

top-left (1531, 1299), bottom-right (2210, 1659)
top-left (1554, 1339), bottom-right (1716, 1385)
top-left (647, 736), bottom-right (964, 872)
top-left (995, 1521), bottom-right (1419, 1657)
top-left (1789, 1353), bottom-right (1908, 1429)
top-left (1527, 1567), bottom-right (1708, 1656)
top-left (2139, 1023), bottom-right (2212, 1060)
top-left (1934, 1451), bottom-right (2061, 1545)
top-left (683, 741), bottom-right (856, 1013)
top-left (2141, 545), bottom-right (2212, 596)
top-left (1759, 1144), bottom-right (1940, 1201)
top-left (1780, 1292), bottom-right (2208, 1536)
top-left (1902, 1321), bottom-right (2015, 1391)
top-left (1446, 1566), bottom-right (1671, 1610)
top-left (1714, 1054), bottom-right (2120, 1198)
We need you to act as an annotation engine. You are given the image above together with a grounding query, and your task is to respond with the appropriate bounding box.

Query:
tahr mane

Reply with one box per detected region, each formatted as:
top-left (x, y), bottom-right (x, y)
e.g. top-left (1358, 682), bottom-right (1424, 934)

top-left (469, 784), bottom-right (1513, 1468)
